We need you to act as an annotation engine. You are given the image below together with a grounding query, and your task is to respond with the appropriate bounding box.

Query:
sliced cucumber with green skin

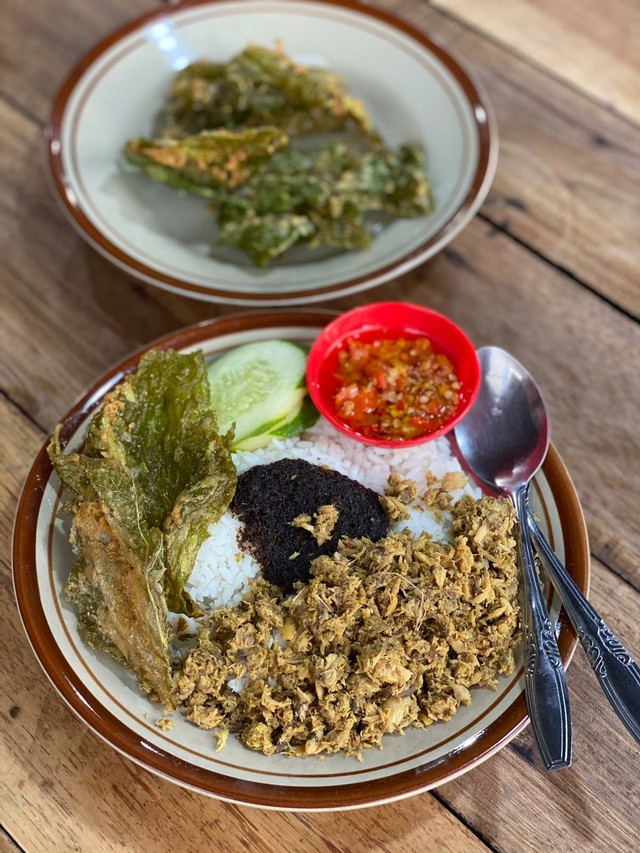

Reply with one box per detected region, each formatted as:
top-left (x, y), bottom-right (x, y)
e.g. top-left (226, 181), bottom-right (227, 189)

top-left (207, 340), bottom-right (308, 444)
top-left (231, 387), bottom-right (307, 446)
top-left (234, 395), bottom-right (320, 450)
top-left (270, 395), bottom-right (319, 439)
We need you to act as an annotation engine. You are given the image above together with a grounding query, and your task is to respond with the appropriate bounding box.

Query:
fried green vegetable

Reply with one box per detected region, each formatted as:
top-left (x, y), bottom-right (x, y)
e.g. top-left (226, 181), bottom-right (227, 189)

top-left (155, 45), bottom-right (377, 141)
top-left (49, 349), bottom-right (237, 706)
top-left (123, 44), bottom-right (433, 266)
top-left (336, 144), bottom-right (433, 218)
top-left (216, 143), bottom-right (432, 264)
top-left (124, 127), bottom-right (288, 197)
top-left (220, 213), bottom-right (316, 266)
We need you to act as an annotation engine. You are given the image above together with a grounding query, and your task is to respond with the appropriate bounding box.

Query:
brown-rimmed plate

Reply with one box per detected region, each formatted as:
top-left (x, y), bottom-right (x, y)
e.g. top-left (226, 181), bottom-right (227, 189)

top-left (12, 311), bottom-right (589, 811)
top-left (46, 0), bottom-right (497, 306)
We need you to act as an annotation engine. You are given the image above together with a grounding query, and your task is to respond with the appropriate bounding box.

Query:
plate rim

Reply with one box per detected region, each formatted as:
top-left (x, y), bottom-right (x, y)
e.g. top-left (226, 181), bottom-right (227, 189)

top-left (13, 310), bottom-right (590, 810)
top-left (45, 0), bottom-right (498, 306)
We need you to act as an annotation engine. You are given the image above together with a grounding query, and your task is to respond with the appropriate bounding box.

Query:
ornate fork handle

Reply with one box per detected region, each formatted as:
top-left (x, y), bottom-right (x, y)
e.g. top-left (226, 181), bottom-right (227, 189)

top-left (515, 487), bottom-right (572, 770)
top-left (526, 501), bottom-right (640, 745)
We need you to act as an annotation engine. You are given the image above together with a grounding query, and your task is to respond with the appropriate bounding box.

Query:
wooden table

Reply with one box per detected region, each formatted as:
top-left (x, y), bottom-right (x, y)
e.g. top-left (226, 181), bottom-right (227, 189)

top-left (2, 0), bottom-right (639, 850)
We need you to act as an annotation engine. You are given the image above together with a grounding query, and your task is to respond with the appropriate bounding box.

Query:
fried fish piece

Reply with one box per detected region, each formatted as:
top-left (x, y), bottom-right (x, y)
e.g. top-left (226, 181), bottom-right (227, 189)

top-left (49, 349), bottom-right (237, 706)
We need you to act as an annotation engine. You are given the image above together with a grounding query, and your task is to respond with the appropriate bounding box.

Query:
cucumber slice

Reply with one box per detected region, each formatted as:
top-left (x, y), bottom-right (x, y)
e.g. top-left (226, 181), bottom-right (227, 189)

top-left (270, 396), bottom-right (320, 439)
top-left (232, 432), bottom-right (278, 452)
top-left (231, 387), bottom-right (307, 444)
top-left (207, 340), bottom-right (308, 443)
top-left (234, 396), bottom-right (320, 450)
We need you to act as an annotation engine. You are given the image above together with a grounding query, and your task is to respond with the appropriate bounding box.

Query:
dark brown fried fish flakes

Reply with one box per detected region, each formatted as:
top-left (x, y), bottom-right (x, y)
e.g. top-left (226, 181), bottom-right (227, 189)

top-left (175, 495), bottom-right (521, 758)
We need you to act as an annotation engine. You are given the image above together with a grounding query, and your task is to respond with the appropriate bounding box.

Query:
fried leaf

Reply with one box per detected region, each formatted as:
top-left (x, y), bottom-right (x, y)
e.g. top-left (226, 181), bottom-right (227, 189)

top-left (215, 142), bottom-right (431, 263)
top-left (48, 349), bottom-right (237, 706)
top-left (155, 45), bottom-right (378, 141)
top-left (123, 44), bottom-right (432, 267)
top-left (219, 213), bottom-right (315, 266)
top-left (163, 411), bottom-right (237, 612)
top-left (327, 145), bottom-right (433, 216)
top-left (217, 144), bottom-right (359, 217)
top-left (124, 127), bottom-right (289, 196)
top-left (308, 210), bottom-right (372, 252)
top-left (373, 145), bottom-right (433, 217)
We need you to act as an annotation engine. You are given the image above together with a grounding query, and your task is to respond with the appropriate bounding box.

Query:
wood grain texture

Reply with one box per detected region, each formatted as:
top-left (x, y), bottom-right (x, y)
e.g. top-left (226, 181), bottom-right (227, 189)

top-left (0, 830), bottom-right (23, 853)
top-left (376, 0), bottom-right (640, 316)
top-left (2, 97), bottom-right (638, 583)
top-left (430, 0), bottom-right (640, 125)
top-left (1, 0), bottom-right (640, 314)
top-left (0, 0), bottom-right (142, 124)
top-left (2, 0), bottom-right (640, 849)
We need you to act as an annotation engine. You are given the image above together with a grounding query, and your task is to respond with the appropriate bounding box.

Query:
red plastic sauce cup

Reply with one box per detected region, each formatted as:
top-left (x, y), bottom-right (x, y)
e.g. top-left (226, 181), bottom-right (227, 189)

top-left (307, 302), bottom-right (481, 448)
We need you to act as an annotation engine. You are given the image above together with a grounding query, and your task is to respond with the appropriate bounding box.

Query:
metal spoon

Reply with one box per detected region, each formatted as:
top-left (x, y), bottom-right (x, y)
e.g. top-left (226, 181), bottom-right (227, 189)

top-left (525, 505), bottom-right (640, 745)
top-left (454, 346), bottom-right (572, 770)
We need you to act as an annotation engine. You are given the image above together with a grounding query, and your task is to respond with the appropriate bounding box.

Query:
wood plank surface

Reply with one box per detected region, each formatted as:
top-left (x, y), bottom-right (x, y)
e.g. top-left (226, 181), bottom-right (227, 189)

top-left (3, 94), bottom-right (639, 584)
top-left (0, 0), bottom-right (139, 123)
top-left (430, 0), bottom-right (640, 126)
top-left (2, 0), bottom-right (640, 315)
top-left (382, 0), bottom-right (640, 316)
top-left (2, 0), bottom-right (640, 850)
top-left (0, 830), bottom-right (22, 853)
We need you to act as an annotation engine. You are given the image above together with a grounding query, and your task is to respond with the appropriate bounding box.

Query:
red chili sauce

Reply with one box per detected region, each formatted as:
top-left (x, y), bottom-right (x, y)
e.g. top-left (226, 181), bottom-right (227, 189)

top-left (333, 336), bottom-right (461, 440)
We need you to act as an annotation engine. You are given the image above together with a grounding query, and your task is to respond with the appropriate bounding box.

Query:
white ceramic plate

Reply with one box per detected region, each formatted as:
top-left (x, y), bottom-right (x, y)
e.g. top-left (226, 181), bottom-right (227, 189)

top-left (47, 0), bottom-right (497, 305)
top-left (13, 312), bottom-right (589, 810)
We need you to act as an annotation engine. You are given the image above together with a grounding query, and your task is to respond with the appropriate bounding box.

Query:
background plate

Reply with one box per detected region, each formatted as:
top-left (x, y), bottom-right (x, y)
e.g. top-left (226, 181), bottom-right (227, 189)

top-left (47, 0), bottom-right (497, 305)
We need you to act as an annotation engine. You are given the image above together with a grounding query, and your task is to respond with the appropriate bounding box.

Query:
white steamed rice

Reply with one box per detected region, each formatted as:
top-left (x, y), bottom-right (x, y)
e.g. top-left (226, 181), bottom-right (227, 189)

top-left (185, 417), bottom-right (480, 609)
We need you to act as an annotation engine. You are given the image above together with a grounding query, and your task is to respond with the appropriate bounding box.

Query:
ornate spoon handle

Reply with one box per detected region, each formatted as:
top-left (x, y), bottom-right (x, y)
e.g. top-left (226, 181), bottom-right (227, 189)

top-left (526, 502), bottom-right (640, 745)
top-left (514, 487), bottom-right (572, 770)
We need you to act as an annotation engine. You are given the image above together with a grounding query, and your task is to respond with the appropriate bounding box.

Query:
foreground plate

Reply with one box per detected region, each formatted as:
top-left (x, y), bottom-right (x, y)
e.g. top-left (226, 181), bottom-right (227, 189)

top-left (13, 312), bottom-right (589, 810)
top-left (47, 0), bottom-right (497, 305)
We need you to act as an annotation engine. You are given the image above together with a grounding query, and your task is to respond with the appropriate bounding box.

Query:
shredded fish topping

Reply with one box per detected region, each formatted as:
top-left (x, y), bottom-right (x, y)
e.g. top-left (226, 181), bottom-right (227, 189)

top-left (292, 504), bottom-right (340, 545)
top-left (175, 495), bottom-right (521, 758)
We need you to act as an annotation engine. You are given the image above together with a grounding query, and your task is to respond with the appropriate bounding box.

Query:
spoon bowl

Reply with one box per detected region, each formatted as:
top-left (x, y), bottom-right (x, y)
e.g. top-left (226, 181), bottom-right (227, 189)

top-left (454, 346), bottom-right (549, 495)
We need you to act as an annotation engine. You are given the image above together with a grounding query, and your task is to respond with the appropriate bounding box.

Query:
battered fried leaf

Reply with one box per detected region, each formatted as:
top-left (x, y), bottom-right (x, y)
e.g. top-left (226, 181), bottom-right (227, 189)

top-left (308, 210), bottom-right (371, 252)
top-left (373, 145), bottom-right (433, 217)
top-left (66, 502), bottom-right (170, 703)
top-left (48, 349), bottom-right (237, 706)
top-left (123, 44), bottom-right (432, 266)
top-left (215, 143), bottom-right (432, 263)
top-left (155, 45), bottom-right (377, 141)
top-left (217, 145), bottom-right (360, 218)
top-left (124, 127), bottom-right (289, 196)
top-left (328, 144), bottom-right (433, 217)
top-left (219, 213), bottom-right (315, 266)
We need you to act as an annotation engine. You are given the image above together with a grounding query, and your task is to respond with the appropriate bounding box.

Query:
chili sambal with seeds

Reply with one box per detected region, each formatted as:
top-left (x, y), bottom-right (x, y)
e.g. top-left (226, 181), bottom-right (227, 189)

top-left (333, 336), bottom-right (461, 440)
